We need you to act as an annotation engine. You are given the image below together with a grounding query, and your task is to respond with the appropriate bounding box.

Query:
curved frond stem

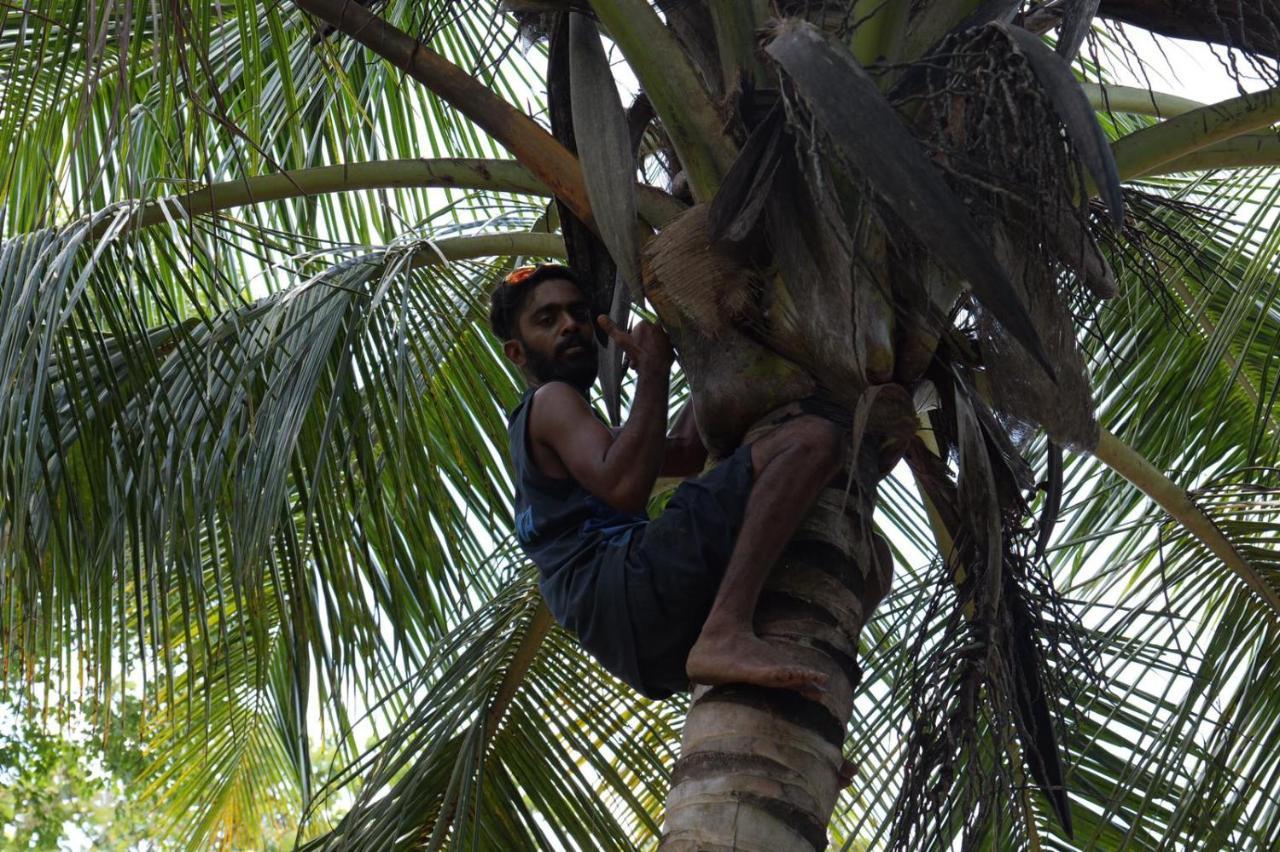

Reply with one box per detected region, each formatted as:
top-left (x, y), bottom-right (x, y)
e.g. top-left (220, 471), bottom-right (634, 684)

top-left (708, 0), bottom-right (770, 86)
top-left (292, 0), bottom-right (596, 225)
top-left (482, 600), bottom-right (555, 741)
top-left (1093, 428), bottom-right (1280, 619)
top-left (586, 0), bottom-right (737, 201)
top-left (1152, 133), bottom-right (1280, 175)
top-left (1083, 82), bottom-right (1206, 117)
top-left (1112, 86), bottom-right (1280, 180)
top-left (409, 232), bottom-right (566, 268)
top-left (90, 159), bottom-right (685, 238)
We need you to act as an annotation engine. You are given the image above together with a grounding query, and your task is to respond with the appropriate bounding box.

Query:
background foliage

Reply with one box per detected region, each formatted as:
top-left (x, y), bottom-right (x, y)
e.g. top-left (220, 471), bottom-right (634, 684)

top-left (0, 0), bottom-right (1278, 848)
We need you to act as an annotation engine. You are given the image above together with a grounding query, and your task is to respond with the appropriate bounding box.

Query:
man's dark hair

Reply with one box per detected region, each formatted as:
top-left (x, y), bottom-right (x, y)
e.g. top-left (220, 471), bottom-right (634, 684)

top-left (487, 264), bottom-right (583, 341)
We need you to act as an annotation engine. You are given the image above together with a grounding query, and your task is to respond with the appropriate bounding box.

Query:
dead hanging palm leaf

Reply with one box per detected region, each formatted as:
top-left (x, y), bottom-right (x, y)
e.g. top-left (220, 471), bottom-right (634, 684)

top-left (909, 23), bottom-right (1105, 451)
top-left (566, 10), bottom-right (648, 427)
top-left (986, 221), bottom-right (1101, 451)
top-left (707, 103), bottom-right (787, 245)
top-left (1001, 22), bottom-right (1125, 225)
top-left (567, 11), bottom-right (643, 296)
top-left (897, 374), bottom-right (1086, 846)
top-left (546, 13), bottom-right (625, 423)
top-left (764, 19), bottom-right (1054, 377)
top-left (1056, 0), bottom-right (1102, 61)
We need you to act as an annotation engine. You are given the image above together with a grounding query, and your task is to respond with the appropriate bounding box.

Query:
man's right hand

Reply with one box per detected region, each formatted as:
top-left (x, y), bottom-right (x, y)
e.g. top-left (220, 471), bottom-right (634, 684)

top-left (597, 315), bottom-right (674, 377)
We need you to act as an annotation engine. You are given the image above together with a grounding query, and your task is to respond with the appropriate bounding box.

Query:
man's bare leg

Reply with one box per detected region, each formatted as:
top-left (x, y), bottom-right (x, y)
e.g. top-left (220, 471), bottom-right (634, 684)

top-left (685, 415), bottom-right (842, 697)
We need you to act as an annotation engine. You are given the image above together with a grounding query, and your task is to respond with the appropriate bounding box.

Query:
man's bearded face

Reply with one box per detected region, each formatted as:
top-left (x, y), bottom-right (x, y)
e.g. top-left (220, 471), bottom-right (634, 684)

top-left (512, 278), bottom-right (599, 391)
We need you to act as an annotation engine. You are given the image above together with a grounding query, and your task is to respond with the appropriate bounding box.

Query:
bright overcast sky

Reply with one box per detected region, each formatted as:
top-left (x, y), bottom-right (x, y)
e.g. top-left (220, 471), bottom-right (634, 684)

top-left (1102, 28), bottom-right (1274, 102)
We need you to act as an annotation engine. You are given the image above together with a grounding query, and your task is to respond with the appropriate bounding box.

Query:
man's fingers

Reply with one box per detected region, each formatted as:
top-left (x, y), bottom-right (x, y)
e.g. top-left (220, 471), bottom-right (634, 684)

top-left (597, 314), bottom-right (631, 347)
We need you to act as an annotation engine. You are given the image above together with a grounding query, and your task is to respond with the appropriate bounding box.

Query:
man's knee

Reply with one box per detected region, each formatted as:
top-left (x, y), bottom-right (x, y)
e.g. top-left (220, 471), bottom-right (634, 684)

top-left (789, 415), bottom-right (843, 466)
top-left (749, 413), bottom-right (843, 474)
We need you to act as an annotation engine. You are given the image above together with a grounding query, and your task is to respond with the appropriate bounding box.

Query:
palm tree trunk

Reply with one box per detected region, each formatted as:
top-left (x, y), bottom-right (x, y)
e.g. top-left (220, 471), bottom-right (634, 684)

top-left (643, 205), bottom-right (895, 849)
top-left (660, 486), bottom-right (892, 850)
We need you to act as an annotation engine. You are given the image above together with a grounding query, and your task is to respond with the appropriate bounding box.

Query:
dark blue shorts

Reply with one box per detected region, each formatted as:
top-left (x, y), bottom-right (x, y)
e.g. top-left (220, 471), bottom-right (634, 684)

top-left (621, 443), bottom-right (755, 699)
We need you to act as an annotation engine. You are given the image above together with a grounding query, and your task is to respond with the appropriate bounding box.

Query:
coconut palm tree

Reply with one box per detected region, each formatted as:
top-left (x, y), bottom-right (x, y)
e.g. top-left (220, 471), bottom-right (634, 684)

top-left (1, 0), bottom-right (1279, 848)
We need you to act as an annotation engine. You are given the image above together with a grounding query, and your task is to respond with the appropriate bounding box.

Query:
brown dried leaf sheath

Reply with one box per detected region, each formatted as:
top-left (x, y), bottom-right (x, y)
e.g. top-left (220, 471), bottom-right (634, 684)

top-left (642, 204), bottom-right (760, 338)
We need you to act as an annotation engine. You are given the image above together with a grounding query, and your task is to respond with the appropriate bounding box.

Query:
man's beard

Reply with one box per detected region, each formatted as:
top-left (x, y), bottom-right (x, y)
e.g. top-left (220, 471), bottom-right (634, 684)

top-left (524, 338), bottom-right (598, 390)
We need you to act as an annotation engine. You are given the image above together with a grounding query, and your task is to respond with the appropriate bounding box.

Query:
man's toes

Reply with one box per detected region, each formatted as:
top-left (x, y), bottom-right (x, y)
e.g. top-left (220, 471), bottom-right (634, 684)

top-left (838, 759), bottom-right (856, 789)
top-left (775, 667), bottom-right (827, 691)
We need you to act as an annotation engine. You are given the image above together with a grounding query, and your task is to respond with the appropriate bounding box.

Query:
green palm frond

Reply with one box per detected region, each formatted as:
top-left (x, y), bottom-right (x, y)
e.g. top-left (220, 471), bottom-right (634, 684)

top-left (4, 1), bottom-right (1280, 849)
top-left (303, 562), bottom-right (684, 850)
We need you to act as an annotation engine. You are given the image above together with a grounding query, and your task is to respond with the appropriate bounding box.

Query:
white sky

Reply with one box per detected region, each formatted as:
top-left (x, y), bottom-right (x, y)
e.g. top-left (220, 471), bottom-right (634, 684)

top-left (1101, 28), bottom-right (1274, 101)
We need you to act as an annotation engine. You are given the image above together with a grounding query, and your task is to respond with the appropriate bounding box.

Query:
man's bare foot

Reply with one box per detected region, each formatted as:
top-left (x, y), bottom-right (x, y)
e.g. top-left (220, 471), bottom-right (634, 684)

top-left (686, 630), bottom-right (828, 700)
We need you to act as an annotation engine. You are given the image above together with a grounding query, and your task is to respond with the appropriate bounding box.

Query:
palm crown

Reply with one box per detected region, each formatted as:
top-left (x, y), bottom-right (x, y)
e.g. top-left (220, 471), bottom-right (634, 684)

top-left (1, 0), bottom-right (1279, 848)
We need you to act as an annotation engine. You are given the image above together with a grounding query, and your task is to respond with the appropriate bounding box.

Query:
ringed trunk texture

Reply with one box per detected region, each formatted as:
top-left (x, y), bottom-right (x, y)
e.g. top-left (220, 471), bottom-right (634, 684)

top-left (643, 205), bottom-right (895, 849)
top-left (660, 480), bottom-right (892, 850)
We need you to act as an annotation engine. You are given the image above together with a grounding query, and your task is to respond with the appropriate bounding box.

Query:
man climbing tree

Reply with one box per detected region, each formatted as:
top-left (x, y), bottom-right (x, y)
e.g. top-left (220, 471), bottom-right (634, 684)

top-left (489, 263), bottom-right (844, 700)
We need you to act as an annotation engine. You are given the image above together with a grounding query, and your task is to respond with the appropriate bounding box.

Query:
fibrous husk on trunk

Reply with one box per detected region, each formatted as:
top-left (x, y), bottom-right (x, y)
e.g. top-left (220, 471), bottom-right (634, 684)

top-left (642, 204), bottom-right (816, 458)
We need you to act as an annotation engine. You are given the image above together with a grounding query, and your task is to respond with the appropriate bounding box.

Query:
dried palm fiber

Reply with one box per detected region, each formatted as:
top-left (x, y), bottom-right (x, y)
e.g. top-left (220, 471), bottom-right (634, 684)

top-left (644, 204), bottom-right (760, 337)
top-left (911, 23), bottom-right (1105, 451)
top-left (642, 204), bottom-right (815, 457)
top-left (897, 376), bottom-right (1090, 848)
top-left (777, 0), bottom-right (856, 35)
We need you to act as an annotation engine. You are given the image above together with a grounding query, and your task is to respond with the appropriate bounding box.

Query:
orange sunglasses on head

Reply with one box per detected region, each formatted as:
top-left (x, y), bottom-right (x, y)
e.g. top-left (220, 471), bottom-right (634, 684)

top-left (503, 264), bottom-right (549, 286)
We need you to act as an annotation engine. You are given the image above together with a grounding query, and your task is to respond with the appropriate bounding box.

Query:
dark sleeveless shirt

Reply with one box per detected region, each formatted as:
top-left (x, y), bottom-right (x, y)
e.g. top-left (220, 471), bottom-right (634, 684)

top-left (506, 385), bottom-right (649, 688)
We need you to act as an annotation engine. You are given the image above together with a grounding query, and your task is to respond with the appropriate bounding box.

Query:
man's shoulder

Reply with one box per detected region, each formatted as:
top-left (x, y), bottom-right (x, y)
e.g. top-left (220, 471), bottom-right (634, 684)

top-left (529, 382), bottom-right (593, 428)
top-left (532, 380), bottom-right (585, 404)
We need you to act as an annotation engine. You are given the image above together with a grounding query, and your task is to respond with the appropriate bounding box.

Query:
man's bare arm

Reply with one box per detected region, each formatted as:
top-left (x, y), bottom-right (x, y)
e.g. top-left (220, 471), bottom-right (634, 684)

top-left (614, 402), bottom-right (707, 478)
top-left (531, 318), bottom-right (673, 514)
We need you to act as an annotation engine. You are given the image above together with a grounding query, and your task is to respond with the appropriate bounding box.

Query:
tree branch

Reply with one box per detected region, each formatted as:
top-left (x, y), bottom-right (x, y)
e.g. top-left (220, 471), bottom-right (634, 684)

top-left (293, 0), bottom-right (596, 225)
top-left (95, 159), bottom-right (686, 238)
top-left (1083, 82), bottom-right (1205, 117)
top-left (1094, 428), bottom-right (1280, 621)
top-left (1153, 132), bottom-right (1280, 173)
top-left (407, 232), bottom-right (565, 269)
top-left (1111, 85), bottom-right (1280, 180)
